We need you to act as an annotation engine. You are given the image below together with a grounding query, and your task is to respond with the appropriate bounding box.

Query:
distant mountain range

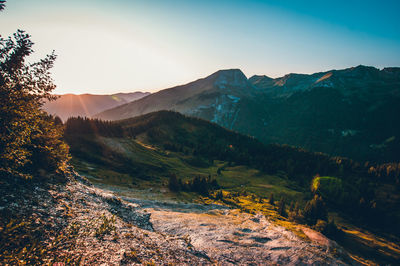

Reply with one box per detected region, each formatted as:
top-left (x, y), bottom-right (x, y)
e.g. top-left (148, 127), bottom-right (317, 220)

top-left (43, 91), bottom-right (150, 121)
top-left (92, 65), bottom-right (400, 162)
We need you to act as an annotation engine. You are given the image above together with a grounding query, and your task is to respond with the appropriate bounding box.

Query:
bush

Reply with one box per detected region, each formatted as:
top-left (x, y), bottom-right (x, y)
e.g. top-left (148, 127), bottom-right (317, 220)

top-left (95, 214), bottom-right (116, 239)
top-left (313, 219), bottom-right (343, 240)
top-left (313, 219), bottom-right (328, 232)
top-left (215, 190), bottom-right (224, 200)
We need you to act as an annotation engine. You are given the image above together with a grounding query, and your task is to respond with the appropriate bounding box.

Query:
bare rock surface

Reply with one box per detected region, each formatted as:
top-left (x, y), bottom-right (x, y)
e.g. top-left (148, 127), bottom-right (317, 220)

top-left (1, 172), bottom-right (356, 265)
top-left (146, 206), bottom-right (353, 265)
top-left (0, 173), bottom-right (211, 265)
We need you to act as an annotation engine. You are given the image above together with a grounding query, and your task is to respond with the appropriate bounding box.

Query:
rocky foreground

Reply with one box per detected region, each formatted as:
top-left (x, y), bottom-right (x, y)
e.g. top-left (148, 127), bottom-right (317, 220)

top-left (0, 171), bottom-right (356, 265)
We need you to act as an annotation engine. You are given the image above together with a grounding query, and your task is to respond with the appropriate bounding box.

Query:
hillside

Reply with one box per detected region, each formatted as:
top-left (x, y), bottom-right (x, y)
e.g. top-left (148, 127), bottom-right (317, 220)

top-left (43, 92), bottom-right (150, 121)
top-left (64, 111), bottom-right (400, 264)
top-left (95, 69), bottom-right (257, 129)
top-left (95, 66), bottom-right (400, 162)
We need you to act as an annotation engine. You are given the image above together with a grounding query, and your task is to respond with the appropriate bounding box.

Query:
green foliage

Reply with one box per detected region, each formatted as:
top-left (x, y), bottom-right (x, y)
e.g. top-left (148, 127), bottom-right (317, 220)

top-left (303, 195), bottom-right (327, 225)
top-left (313, 219), bottom-right (343, 240)
top-left (311, 175), bottom-right (359, 206)
top-left (168, 175), bottom-right (219, 196)
top-left (0, 28), bottom-right (69, 179)
top-left (65, 116), bottom-right (123, 137)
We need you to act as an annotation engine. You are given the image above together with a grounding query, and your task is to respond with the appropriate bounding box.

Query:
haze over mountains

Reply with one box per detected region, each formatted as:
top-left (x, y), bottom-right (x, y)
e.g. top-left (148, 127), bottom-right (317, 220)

top-left (43, 91), bottom-right (150, 121)
top-left (94, 65), bottom-right (400, 163)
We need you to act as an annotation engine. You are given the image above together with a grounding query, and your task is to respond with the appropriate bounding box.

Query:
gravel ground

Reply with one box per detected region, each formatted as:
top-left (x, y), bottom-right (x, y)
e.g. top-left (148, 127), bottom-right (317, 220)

top-left (1, 171), bottom-right (357, 265)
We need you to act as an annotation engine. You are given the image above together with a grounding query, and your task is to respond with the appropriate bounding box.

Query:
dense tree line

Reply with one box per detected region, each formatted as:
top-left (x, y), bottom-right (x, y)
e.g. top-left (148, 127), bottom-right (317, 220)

top-left (168, 174), bottom-right (219, 196)
top-left (65, 117), bottom-right (123, 138)
top-left (65, 111), bottom-right (400, 189)
top-left (367, 162), bottom-right (400, 187)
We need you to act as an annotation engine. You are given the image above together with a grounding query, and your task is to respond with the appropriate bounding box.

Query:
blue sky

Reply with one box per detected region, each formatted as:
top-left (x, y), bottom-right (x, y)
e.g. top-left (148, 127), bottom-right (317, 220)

top-left (1, 0), bottom-right (399, 94)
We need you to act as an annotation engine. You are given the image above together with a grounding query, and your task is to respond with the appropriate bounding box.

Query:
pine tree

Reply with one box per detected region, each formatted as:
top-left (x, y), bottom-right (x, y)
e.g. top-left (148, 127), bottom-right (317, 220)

top-left (289, 201), bottom-right (294, 212)
top-left (168, 174), bottom-right (181, 192)
top-left (278, 197), bottom-right (287, 217)
top-left (268, 193), bottom-right (275, 205)
top-left (303, 195), bottom-right (328, 225)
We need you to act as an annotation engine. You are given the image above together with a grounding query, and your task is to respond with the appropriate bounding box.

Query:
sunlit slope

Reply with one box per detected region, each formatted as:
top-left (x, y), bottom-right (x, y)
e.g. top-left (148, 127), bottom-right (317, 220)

top-left (43, 92), bottom-right (150, 121)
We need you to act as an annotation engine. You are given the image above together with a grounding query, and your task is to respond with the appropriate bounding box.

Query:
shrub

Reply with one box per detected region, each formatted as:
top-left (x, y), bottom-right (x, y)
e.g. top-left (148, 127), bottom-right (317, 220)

top-left (303, 195), bottom-right (327, 225)
top-left (95, 214), bottom-right (116, 239)
top-left (313, 219), bottom-right (343, 240)
top-left (313, 219), bottom-right (328, 232)
top-left (215, 190), bottom-right (224, 200)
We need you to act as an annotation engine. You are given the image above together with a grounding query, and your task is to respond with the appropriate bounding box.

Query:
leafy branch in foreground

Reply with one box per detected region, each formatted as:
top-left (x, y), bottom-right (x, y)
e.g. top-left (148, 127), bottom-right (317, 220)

top-left (0, 30), bottom-right (69, 180)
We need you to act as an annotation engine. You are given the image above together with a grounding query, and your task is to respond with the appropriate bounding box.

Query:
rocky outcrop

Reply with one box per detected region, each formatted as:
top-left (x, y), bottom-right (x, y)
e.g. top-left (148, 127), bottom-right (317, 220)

top-left (0, 172), bottom-right (211, 265)
top-left (0, 171), bottom-right (355, 265)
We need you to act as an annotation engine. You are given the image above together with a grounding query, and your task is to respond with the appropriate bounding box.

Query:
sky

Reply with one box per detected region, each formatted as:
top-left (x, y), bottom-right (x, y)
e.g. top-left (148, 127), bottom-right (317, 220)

top-left (1, 0), bottom-right (399, 94)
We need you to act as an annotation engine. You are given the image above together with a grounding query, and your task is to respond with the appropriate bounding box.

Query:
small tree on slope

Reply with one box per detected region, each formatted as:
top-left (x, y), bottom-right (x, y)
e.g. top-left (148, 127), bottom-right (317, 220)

top-left (0, 5), bottom-right (69, 180)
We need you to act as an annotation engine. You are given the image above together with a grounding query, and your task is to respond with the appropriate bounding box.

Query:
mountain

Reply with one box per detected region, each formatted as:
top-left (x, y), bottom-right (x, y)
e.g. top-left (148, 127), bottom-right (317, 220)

top-left (42, 91), bottom-right (150, 121)
top-left (95, 69), bottom-right (256, 129)
top-left (246, 65), bottom-right (400, 162)
top-left (250, 65), bottom-right (400, 96)
top-left (95, 66), bottom-right (400, 163)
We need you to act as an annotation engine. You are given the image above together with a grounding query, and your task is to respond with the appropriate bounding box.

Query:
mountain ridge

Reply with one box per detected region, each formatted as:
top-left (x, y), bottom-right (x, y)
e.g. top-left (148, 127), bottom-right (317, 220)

top-left (95, 65), bottom-right (400, 162)
top-left (43, 91), bottom-right (150, 121)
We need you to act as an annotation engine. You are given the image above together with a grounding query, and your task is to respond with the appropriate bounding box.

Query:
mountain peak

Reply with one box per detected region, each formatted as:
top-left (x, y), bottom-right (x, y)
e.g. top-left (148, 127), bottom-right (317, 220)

top-left (213, 68), bottom-right (245, 76)
top-left (208, 69), bottom-right (248, 88)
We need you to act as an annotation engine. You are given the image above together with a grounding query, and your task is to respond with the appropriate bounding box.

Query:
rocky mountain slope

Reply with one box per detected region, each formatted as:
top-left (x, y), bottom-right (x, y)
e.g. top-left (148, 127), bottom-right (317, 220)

top-left (0, 171), bottom-right (212, 264)
top-left (95, 69), bottom-right (256, 129)
top-left (43, 91), bottom-right (150, 121)
top-left (0, 170), bottom-right (354, 265)
top-left (95, 66), bottom-right (400, 162)
top-left (250, 65), bottom-right (400, 97)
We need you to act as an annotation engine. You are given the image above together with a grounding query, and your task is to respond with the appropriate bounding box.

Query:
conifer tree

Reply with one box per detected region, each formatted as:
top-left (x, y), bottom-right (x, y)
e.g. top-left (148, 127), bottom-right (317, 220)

top-left (268, 193), bottom-right (275, 205)
top-left (278, 197), bottom-right (287, 217)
